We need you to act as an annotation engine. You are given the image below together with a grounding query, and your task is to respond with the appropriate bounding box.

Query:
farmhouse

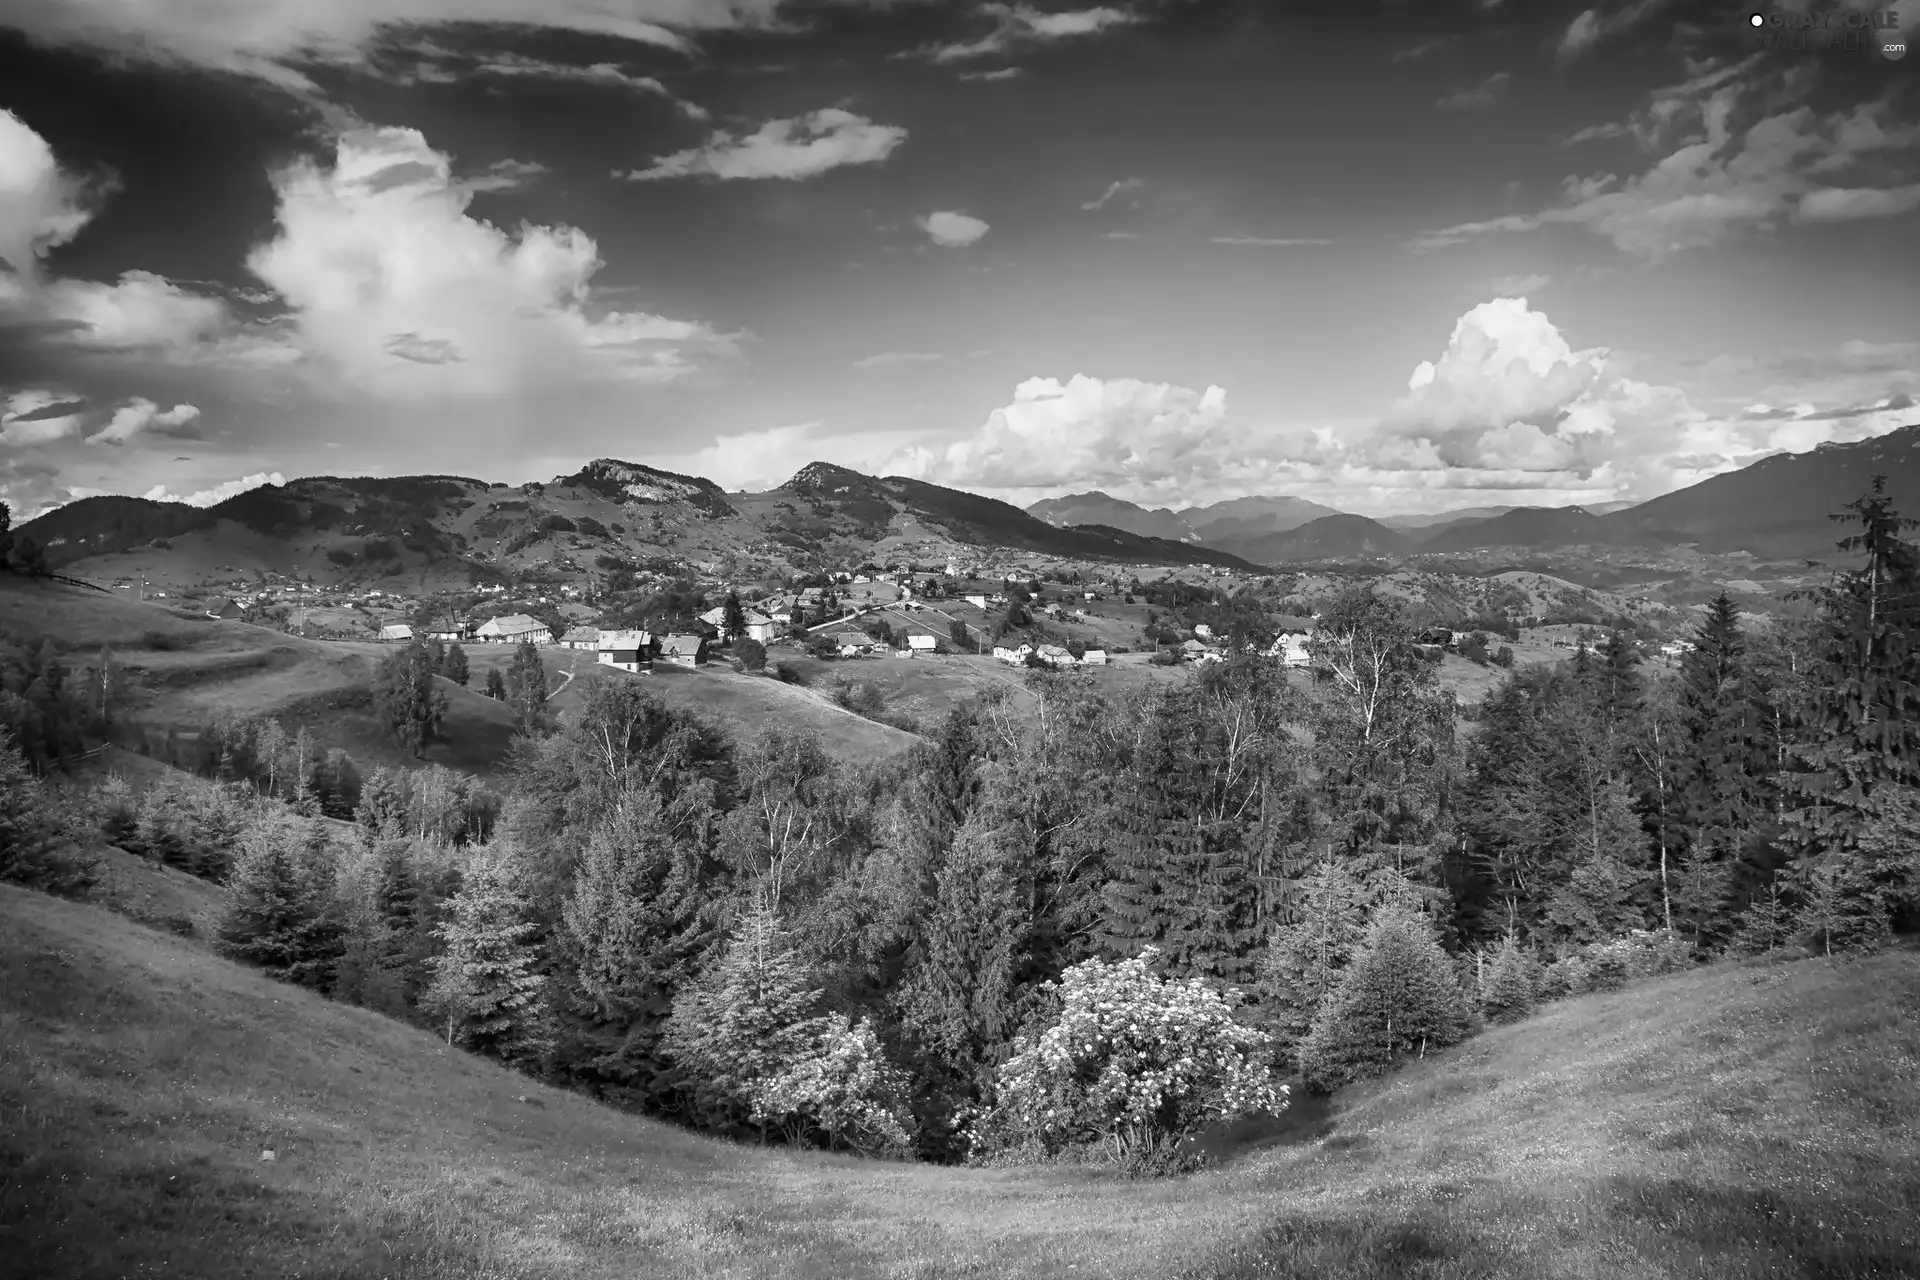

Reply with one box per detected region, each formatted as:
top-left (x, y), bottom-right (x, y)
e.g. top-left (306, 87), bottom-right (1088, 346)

top-left (559, 625), bottom-right (601, 650)
top-left (696, 605), bottom-right (780, 644)
top-left (1081, 648), bottom-right (1109, 666)
top-left (965, 594), bottom-right (990, 610)
top-left (596, 629), bottom-right (650, 673)
top-left (820, 630), bottom-right (876, 657)
top-left (204, 597), bottom-right (243, 620)
top-left (906, 633), bottom-right (938, 654)
top-left (992, 643), bottom-right (1033, 666)
top-left (423, 616), bottom-right (469, 642)
top-left (474, 614), bottom-right (553, 645)
top-left (658, 634), bottom-right (707, 668)
top-left (1035, 643), bottom-right (1075, 667)
top-left (378, 623), bottom-right (413, 643)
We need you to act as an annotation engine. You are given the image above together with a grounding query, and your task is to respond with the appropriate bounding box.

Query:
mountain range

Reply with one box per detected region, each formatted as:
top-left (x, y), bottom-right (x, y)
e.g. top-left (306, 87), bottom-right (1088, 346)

top-left (17, 421), bottom-right (1920, 585)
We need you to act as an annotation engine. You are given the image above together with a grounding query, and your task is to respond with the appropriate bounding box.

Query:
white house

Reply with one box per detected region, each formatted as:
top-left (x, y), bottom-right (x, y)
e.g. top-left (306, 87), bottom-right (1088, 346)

top-left (906, 633), bottom-right (938, 654)
top-left (597, 629), bottom-right (650, 673)
top-left (965, 594), bottom-right (990, 610)
top-left (378, 623), bottom-right (413, 642)
top-left (559, 625), bottom-right (601, 650)
top-left (1081, 648), bottom-right (1109, 666)
top-left (1036, 643), bottom-right (1075, 667)
top-left (992, 643), bottom-right (1033, 665)
top-left (474, 613), bottom-right (553, 645)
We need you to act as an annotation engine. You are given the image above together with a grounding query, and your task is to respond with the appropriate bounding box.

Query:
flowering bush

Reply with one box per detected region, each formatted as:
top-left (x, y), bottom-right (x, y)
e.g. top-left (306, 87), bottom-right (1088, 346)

top-left (966, 948), bottom-right (1286, 1169)
top-left (747, 1014), bottom-right (915, 1157)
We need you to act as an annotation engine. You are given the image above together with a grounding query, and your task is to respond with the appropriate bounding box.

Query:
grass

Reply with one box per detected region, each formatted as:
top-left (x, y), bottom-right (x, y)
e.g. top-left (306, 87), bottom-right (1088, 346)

top-left (4, 881), bottom-right (1917, 1280)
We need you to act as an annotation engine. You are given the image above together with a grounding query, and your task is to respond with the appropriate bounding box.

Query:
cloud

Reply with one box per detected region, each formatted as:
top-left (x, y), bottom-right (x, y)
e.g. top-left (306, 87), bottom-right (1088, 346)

top-left (462, 54), bottom-right (709, 118)
top-left (1413, 69), bottom-right (1920, 257)
top-left (1392, 36), bottom-right (1459, 62)
top-left (618, 108), bottom-right (906, 181)
top-left (1080, 177), bottom-right (1143, 211)
top-left (0, 0), bottom-right (788, 91)
top-left (463, 159), bottom-right (547, 193)
top-left (247, 125), bottom-right (738, 397)
top-left (1438, 72), bottom-right (1511, 111)
top-left (909, 4), bottom-right (1137, 63)
top-left (958, 67), bottom-right (1024, 81)
top-left (86, 398), bottom-right (201, 445)
top-left (1208, 235), bottom-right (1334, 247)
top-left (1555, 0), bottom-right (1674, 64)
top-left (919, 210), bottom-right (989, 247)
top-left (1485, 272), bottom-right (1552, 296)
top-left (0, 107), bottom-right (96, 275)
top-left (851, 351), bottom-right (944, 370)
top-left (1562, 121), bottom-right (1629, 147)
top-left (1, 388), bottom-right (86, 445)
top-left (141, 471), bottom-right (287, 507)
top-left (654, 421), bottom-right (930, 492)
top-left (886, 374), bottom-right (1240, 499)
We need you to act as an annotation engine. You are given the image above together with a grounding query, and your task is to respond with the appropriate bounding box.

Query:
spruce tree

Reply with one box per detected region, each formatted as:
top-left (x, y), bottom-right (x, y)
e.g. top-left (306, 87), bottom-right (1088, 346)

top-left (1675, 594), bottom-right (1767, 946)
top-left (507, 640), bottom-right (548, 732)
top-left (662, 899), bottom-right (828, 1127)
top-left (214, 813), bottom-right (344, 990)
top-left (1726, 876), bottom-right (1798, 958)
top-left (560, 791), bottom-right (717, 1101)
top-left (722, 590), bottom-right (748, 643)
top-left (0, 731), bottom-right (94, 893)
top-left (1296, 906), bottom-right (1472, 1092)
top-left (423, 845), bottom-right (553, 1069)
top-left (1478, 932), bottom-right (1538, 1024)
top-left (1253, 858), bottom-right (1370, 1067)
top-left (485, 666), bottom-right (507, 700)
top-left (893, 811), bottom-right (1029, 1148)
top-left (374, 641), bottom-right (449, 758)
top-left (441, 642), bottom-right (470, 687)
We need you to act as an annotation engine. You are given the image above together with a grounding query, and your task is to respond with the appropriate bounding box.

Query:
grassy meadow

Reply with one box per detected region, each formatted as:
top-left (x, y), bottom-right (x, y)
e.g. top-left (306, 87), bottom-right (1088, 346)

top-left (4, 876), bottom-right (1915, 1280)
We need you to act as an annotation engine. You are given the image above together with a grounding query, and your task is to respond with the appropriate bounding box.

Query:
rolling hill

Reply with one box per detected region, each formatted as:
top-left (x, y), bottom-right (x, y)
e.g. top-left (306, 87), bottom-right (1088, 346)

top-left (1025, 491), bottom-right (1197, 542)
top-left (1419, 505), bottom-right (1615, 554)
top-left (1182, 494), bottom-right (1347, 542)
top-left (1210, 514), bottom-right (1413, 565)
top-left (5, 880), bottom-right (1914, 1279)
top-left (22, 458), bottom-right (1257, 589)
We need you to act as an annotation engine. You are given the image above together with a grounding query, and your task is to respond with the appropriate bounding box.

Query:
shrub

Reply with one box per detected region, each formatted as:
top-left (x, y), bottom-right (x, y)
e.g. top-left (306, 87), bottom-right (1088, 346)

top-left (1148, 648), bottom-right (1180, 666)
top-left (747, 1014), bottom-right (916, 1157)
top-left (773, 662), bottom-right (805, 685)
top-left (735, 638), bottom-right (767, 672)
top-left (968, 947), bottom-right (1285, 1172)
top-left (140, 630), bottom-right (183, 651)
top-left (1297, 908), bottom-right (1472, 1092)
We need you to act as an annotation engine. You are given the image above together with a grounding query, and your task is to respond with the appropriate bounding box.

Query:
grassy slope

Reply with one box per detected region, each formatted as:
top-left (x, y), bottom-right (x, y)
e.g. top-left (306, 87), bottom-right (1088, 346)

top-left (4, 884), bottom-right (1916, 1280)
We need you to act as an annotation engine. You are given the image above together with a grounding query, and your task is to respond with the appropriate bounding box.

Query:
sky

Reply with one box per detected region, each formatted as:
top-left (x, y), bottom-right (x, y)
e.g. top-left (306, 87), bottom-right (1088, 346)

top-left (0, 0), bottom-right (1916, 522)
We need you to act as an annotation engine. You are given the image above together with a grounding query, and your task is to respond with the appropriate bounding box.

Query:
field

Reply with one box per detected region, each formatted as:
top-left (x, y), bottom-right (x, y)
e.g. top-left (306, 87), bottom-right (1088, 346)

top-left (4, 877), bottom-right (1915, 1280)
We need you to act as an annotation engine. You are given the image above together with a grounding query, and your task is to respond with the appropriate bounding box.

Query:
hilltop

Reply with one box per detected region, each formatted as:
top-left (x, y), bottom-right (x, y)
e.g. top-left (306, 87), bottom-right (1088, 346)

top-left (4, 881), bottom-right (1914, 1278)
top-left (21, 458), bottom-right (1257, 593)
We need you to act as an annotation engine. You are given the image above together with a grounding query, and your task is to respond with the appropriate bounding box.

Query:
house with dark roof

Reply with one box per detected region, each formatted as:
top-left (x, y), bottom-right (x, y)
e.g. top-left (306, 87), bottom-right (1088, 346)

top-left (205, 596), bottom-right (243, 620)
top-left (658, 634), bottom-right (706, 668)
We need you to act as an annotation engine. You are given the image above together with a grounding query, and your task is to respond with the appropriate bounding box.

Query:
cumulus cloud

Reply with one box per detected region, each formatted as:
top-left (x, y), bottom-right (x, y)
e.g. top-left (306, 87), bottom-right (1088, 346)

top-left (654, 421), bottom-right (932, 493)
top-left (1415, 67), bottom-right (1920, 257)
top-left (142, 471), bottom-right (287, 508)
top-left (86, 398), bottom-right (201, 445)
top-left (619, 108), bottom-right (906, 182)
top-left (919, 210), bottom-right (989, 247)
top-left (1555, 0), bottom-right (1674, 64)
top-left (0, 107), bottom-right (95, 275)
top-left (887, 374), bottom-right (1241, 500)
top-left (247, 125), bottom-right (738, 397)
top-left (911, 4), bottom-right (1137, 63)
top-left (0, 0), bottom-right (787, 91)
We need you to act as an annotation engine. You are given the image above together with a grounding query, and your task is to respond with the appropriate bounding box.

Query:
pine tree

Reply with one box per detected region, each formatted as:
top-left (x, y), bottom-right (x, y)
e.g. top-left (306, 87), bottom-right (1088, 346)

top-left (1296, 906), bottom-right (1472, 1092)
top-left (375, 641), bottom-right (449, 758)
top-left (1478, 932), bottom-right (1538, 1024)
top-left (1675, 594), bottom-right (1767, 946)
top-left (893, 811), bottom-right (1029, 1146)
top-left (507, 640), bottom-right (548, 733)
top-left (722, 591), bottom-right (748, 643)
top-left (662, 899), bottom-right (829, 1127)
top-left (441, 642), bottom-right (470, 687)
top-left (0, 731), bottom-right (94, 893)
top-left (560, 791), bottom-right (717, 1100)
top-left (1253, 858), bottom-right (1370, 1067)
top-left (485, 666), bottom-right (507, 700)
top-left (423, 846), bottom-right (553, 1069)
top-left (214, 812), bottom-right (344, 990)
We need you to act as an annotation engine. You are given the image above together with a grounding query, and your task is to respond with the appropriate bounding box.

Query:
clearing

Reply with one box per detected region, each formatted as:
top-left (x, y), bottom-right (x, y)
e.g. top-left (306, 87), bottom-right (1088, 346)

top-left (3, 882), bottom-right (1914, 1279)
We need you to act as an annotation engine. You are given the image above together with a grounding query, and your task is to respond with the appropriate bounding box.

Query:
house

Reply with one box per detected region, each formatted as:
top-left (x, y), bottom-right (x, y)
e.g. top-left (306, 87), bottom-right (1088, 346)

top-left (596, 629), bottom-right (650, 673)
top-left (965, 594), bottom-right (990, 610)
top-left (424, 616), bottom-right (469, 642)
top-left (906, 633), bottom-right (938, 654)
top-left (992, 643), bottom-right (1033, 665)
top-left (819, 630), bottom-right (875, 656)
top-left (1081, 648), bottom-right (1109, 666)
top-left (1277, 636), bottom-right (1311, 668)
top-left (473, 613), bottom-right (553, 645)
top-left (560, 625), bottom-right (601, 650)
top-left (698, 605), bottom-right (781, 644)
top-left (1036, 643), bottom-right (1075, 667)
top-left (378, 623), bottom-right (413, 643)
top-left (204, 596), bottom-right (243, 620)
top-left (659, 634), bottom-right (706, 668)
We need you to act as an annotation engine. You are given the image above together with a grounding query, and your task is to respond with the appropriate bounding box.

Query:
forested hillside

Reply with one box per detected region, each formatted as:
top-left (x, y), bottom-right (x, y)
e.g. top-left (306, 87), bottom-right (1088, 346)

top-left (3, 482), bottom-right (1917, 1177)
